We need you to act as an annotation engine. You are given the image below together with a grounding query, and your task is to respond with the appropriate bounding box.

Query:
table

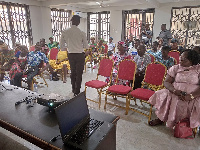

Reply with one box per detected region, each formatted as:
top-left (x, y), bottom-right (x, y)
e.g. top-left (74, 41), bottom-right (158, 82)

top-left (0, 83), bottom-right (119, 150)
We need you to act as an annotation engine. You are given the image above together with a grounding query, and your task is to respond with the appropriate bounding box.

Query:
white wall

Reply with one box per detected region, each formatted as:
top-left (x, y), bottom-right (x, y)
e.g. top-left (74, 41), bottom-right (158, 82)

top-left (29, 6), bottom-right (52, 45)
top-left (29, 6), bottom-right (42, 45)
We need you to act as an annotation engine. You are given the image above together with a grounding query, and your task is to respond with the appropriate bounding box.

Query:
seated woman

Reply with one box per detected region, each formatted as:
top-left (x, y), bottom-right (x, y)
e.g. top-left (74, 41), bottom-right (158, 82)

top-left (49, 48), bottom-right (70, 83)
top-left (85, 37), bottom-right (97, 67)
top-left (155, 46), bottom-right (175, 69)
top-left (92, 39), bottom-right (105, 69)
top-left (148, 49), bottom-right (200, 129)
top-left (9, 45), bottom-right (28, 87)
top-left (47, 36), bottom-right (60, 51)
top-left (0, 41), bottom-right (15, 82)
top-left (106, 41), bottom-right (132, 85)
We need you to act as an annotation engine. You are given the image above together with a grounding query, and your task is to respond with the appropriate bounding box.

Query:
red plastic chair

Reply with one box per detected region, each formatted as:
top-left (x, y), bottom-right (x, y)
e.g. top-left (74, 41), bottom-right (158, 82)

top-left (129, 62), bottom-right (167, 122)
top-left (168, 50), bottom-right (180, 64)
top-left (104, 59), bottom-right (137, 115)
top-left (85, 58), bottom-right (114, 109)
top-left (149, 54), bottom-right (155, 62)
top-left (49, 48), bottom-right (59, 60)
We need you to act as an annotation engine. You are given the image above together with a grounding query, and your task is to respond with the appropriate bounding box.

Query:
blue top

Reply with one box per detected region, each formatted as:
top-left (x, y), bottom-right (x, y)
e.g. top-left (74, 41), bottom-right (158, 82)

top-left (27, 51), bottom-right (48, 67)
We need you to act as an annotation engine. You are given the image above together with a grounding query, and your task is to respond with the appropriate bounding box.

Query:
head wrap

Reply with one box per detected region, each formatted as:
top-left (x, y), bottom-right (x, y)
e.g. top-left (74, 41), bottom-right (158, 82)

top-left (118, 41), bottom-right (126, 48)
top-left (49, 36), bottom-right (54, 39)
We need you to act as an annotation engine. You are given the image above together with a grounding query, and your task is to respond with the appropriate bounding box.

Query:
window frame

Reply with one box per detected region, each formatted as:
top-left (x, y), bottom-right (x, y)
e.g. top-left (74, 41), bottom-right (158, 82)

top-left (0, 1), bottom-right (32, 49)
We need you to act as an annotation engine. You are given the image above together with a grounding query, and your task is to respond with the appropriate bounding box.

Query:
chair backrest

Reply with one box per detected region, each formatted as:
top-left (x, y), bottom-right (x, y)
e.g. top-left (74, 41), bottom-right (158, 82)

top-left (168, 50), bottom-right (180, 64)
top-left (49, 48), bottom-right (59, 60)
top-left (98, 58), bottom-right (113, 77)
top-left (149, 54), bottom-right (155, 62)
top-left (143, 62), bottom-right (167, 87)
top-left (117, 59), bottom-right (137, 81)
top-left (104, 44), bottom-right (108, 54)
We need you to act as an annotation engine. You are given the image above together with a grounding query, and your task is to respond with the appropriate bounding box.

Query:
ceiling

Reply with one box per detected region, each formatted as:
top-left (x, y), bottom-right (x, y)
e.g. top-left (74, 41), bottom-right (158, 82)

top-left (36, 0), bottom-right (200, 9)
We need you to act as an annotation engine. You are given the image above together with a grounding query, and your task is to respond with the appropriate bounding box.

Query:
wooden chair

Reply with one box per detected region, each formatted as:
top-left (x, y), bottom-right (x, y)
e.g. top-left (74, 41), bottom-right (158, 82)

top-left (84, 48), bottom-right (92, 72)
top-left (85, 58), bottom-right (114, 109)
top-left (128, 62), bottom-right (167, 123)
top-left (104, 59), bottom-right (137, 115)
top-left (168, 50), bottom-right (180, 64)
top-left (33, 61), bottom-right (48, 88)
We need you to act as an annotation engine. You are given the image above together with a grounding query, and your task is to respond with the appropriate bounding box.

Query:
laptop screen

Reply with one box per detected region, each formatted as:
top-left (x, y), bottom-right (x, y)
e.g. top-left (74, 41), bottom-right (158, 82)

top-left (55, 92), bottom-right (89, 138)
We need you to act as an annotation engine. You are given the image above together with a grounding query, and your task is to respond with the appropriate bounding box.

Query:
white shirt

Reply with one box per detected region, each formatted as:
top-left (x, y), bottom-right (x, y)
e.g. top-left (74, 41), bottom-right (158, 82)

top-left (60, 25), bottom-right (89, 53)
top-left (134, 54), bottom-right (151, 72)
top-left (107, 42), bottom-right (115, 52)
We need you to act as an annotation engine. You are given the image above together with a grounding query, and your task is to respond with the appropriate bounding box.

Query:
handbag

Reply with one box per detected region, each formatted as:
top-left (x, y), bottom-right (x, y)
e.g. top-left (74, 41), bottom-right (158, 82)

top-left (174, 118), bottom-right (193, 139)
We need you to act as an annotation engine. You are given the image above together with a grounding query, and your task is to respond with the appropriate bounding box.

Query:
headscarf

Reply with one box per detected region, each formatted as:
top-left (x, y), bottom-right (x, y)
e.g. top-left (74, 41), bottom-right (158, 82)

top-left (118, 41), bottom-right (126, 48)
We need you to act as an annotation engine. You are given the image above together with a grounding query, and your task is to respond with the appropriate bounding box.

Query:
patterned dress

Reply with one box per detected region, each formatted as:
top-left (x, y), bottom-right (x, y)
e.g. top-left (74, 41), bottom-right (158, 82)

top-left (93, 44), bottom-right (105, 60)
top-left (9, 56), bottom-right (27, 80)
top-left (155, 51), bottom-right (175, 69)
top-left (148, 64), bottom-right (200, 128)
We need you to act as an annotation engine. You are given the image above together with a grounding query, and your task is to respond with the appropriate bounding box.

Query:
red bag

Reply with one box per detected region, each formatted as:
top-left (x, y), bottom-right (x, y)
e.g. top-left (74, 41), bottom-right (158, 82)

top-left (174, 118), bottom-right (193, 139)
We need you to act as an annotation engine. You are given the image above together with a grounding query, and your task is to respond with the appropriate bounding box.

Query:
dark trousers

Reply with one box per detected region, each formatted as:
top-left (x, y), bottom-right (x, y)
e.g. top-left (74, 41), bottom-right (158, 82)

top-left (13, 72), bottom-right (23, 87)
top-left (68, 53), bottom-right (85, 94)
top-left (133, 74), bottom-right (145, 90)
top-left (27, 66), bottom-right (39, 89)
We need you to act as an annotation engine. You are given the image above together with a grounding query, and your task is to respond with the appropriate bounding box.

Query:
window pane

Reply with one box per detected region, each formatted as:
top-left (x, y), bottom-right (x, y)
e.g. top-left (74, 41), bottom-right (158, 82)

top-left (0, 2), bottom-right (32, 49)
top-left (88, 11), bottom-right (110, 42)
top-left (122, 9), bottom-right (154, 45)
top-left (51, 8), bottom-right (71, 42)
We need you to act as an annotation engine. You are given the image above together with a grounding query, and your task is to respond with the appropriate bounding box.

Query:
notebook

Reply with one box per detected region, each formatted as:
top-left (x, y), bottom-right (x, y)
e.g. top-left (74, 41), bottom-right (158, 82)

top-left (55, 92), bottom-right (104, 149)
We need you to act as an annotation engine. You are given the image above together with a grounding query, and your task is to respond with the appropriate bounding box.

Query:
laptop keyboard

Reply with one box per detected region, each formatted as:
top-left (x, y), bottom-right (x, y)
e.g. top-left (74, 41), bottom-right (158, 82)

top-left (69, 118), bottom-right (104, 145)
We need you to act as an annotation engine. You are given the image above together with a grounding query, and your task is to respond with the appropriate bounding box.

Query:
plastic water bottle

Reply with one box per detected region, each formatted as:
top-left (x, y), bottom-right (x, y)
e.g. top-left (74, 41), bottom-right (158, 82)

top-left (34, 83), bottom-right (38, 93)
top-left (7, 78), bottom-right (10, 85)
top-left (49, 74), bottom-right (52, 81)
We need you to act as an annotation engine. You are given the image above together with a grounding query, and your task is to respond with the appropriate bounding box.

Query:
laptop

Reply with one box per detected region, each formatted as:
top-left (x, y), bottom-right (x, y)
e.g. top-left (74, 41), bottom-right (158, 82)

top-left (55, 92), bottom-right (105, 149)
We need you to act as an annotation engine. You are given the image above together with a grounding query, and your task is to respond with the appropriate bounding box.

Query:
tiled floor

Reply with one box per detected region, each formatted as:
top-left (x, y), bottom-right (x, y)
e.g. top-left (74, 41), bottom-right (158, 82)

top-left (1, 66), bottom-right (200, 150)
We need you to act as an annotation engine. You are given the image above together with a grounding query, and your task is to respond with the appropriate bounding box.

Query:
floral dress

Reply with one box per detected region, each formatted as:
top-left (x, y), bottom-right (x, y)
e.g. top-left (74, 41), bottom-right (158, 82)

top-left (92, 44), bottom-right (105, 61)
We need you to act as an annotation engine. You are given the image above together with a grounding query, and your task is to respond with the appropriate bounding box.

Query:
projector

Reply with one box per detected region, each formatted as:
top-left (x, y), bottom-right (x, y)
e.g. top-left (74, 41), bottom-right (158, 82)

top-left (37, 93), bottom-right (69, 110)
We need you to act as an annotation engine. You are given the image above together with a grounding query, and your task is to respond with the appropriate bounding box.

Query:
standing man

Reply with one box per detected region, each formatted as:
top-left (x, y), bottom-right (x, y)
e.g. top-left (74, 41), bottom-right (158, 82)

top-left (60, 15), bottom-right (89, 96)
top-left (140, 24), bottom-right (152, 45)
top-left (157, 24), bottom-right (172, 46)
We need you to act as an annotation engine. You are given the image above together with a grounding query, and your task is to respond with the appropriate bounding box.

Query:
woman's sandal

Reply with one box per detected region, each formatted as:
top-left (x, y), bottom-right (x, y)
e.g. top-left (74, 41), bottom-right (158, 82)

top-left (148, 119), bottom-right (163, 126)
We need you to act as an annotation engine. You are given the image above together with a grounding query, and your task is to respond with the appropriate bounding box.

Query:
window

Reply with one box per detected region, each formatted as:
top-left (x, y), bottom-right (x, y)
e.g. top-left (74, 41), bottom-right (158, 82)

top-left (51, 8), bottom-right (71, 42)
top-left (0, 1), bottom-right (32, 49)
top-left (171, 6), bottom-right (200, 48)
top-left (122, 9), bottom-right (154, 42)
top-left (87, 11), bottom-right (110, 42)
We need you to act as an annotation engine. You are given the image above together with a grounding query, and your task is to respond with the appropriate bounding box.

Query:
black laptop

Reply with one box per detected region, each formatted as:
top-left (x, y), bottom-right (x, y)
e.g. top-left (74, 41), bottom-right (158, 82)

top-left (55, 92), bottom-right (105, 149)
